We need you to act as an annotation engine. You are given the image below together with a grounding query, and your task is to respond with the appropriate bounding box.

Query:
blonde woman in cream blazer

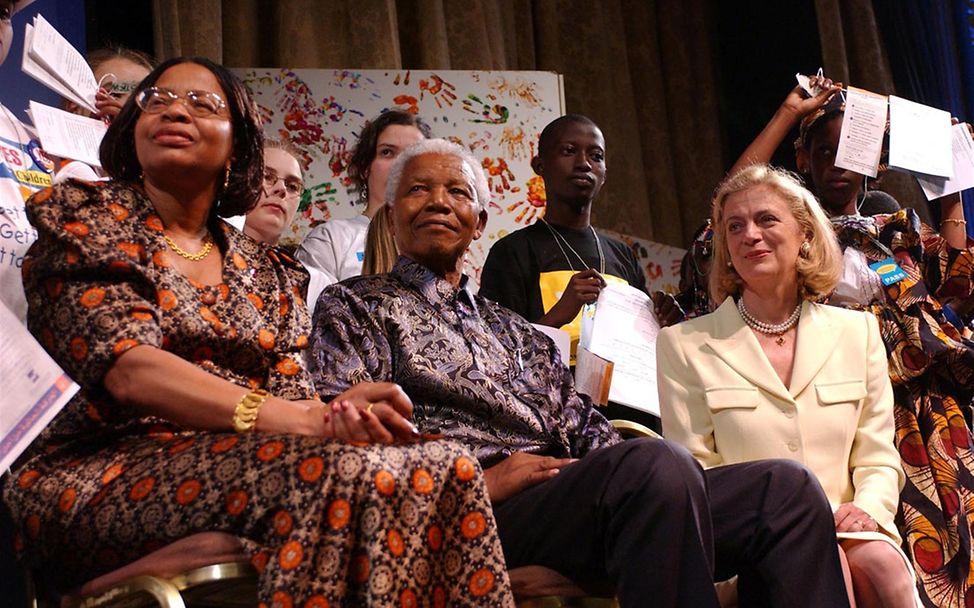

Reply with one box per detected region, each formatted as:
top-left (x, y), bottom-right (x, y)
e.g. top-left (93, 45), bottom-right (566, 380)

top-left (659, 165), bottom-right (918, 608)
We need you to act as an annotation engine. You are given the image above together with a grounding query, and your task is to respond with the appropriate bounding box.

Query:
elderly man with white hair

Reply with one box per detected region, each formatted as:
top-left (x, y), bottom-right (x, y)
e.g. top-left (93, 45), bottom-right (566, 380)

top-left (308, 139), bottom-right (851, 608)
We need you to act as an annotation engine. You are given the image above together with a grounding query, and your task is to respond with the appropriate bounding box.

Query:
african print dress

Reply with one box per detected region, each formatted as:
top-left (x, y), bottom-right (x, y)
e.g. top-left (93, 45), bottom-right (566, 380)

top-left (2, 180), bottom-right (514, 607)
top-left (832, 210), bottom-right (974, 608)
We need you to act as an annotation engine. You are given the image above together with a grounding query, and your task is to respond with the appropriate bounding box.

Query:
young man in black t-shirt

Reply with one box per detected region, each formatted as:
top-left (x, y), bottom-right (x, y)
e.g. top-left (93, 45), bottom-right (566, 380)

top-left (480, 114), bottom-right (675, 429)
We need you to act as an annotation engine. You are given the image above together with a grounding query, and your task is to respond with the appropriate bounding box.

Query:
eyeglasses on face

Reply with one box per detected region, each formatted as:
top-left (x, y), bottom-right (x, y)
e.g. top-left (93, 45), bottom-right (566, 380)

top-left (263, 169), bottom-right (305, 198)
top-left (135, 87), bottom-right (228, 118)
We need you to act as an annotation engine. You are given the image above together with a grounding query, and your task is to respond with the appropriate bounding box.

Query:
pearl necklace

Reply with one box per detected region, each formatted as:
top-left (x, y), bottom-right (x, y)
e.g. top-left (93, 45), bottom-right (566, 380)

top-left (737, 297), bottom-right (801, 345)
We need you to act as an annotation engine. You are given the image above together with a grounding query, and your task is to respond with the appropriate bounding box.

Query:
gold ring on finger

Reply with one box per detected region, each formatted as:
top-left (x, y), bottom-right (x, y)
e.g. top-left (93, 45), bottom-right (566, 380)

top-left (366, 402), bottom-right (375, 414)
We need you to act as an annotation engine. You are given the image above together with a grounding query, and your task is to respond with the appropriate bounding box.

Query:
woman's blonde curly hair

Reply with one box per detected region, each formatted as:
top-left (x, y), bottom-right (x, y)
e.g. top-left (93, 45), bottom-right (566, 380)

top-left (708, 164), bottom-right (842, 305)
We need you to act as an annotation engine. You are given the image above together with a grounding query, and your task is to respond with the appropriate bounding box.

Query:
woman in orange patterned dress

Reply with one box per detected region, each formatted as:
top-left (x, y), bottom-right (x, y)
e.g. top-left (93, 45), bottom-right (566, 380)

top-left (2, 57), bottom-right (513, 607)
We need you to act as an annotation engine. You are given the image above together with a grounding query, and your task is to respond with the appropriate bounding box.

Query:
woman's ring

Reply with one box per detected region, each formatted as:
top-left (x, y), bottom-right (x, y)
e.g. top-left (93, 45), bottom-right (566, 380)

top-left (366, 402), bottom-right (375, 414)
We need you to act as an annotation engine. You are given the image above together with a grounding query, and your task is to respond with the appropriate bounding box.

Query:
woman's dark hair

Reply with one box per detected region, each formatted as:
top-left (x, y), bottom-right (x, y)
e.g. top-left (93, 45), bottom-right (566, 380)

top-left (348, 109), bottom-right (432, 193)
top-left (99, 56), bottom-right (265, 217)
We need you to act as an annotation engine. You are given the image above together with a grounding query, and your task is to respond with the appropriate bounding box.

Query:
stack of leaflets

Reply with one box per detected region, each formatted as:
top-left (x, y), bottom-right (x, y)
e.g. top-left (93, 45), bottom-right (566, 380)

top-left (20, 14), bottom-right (106, 167)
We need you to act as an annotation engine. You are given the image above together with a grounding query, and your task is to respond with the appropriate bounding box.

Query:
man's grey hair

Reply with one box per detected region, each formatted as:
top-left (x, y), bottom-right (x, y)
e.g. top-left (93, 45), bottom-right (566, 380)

top-left (384, 138), bottom-right (490, 210)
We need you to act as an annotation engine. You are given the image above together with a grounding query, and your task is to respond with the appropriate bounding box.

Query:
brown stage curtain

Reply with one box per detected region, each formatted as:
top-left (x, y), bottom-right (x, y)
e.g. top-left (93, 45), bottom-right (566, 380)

top-left (152, 0), bottom-right (911, 246)
top-left (151, 0), bottom-right (725, 248)
top-left (814, 0), bottom-right (931, 223)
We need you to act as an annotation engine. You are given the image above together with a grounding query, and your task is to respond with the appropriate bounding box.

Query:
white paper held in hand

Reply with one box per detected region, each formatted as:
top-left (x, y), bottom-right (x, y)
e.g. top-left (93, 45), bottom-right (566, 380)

top-left (0, 302), bottom-right (79, 473)
top-left (835, 86), bottom-right (888, 178)
top-left (29, 101), bottom-right (107, 167)
top-left (580, 283), bottom-right (661, 416)
top-left (889, 95), bottom-right (953, 178)
top-left (21, 15), bottom-right (98, 113)
top-left (916, 123), bottom-right (974, 200)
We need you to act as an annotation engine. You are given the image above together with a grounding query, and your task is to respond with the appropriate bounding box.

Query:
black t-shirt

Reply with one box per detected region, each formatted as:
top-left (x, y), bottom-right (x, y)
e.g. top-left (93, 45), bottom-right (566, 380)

top-left (479, 220), bottom-right (647, 322)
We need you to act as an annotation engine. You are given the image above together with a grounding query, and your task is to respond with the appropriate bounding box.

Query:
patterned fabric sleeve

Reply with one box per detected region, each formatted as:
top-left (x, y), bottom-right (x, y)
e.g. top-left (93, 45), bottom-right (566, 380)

top-left (260, 246), bottom-right (317, 400)
top-left (23, 182), bottom-right (163, 388)
top-left (307, 281), bottom-right (392, 398)
top-left (916, 218), bottom-right (974, 305)
top-left (544, 334), bottom-right (621, 456)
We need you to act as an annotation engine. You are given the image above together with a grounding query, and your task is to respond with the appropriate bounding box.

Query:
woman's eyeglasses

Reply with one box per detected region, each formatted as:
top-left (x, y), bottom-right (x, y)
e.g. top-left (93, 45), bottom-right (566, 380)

top-left (135, 87), bottom-right (228, 118)
top-left (263, 169), bottom-right (305, 198)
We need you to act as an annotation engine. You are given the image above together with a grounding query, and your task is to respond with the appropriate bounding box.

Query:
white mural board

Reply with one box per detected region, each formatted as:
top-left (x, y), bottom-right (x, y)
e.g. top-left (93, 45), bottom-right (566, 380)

top-left (233, 68), bottom-right (683, 292)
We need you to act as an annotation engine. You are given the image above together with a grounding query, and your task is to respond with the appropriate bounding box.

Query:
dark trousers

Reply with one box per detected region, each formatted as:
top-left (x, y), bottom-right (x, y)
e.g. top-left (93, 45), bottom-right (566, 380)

top-left (492, 439), bottom-right (850, 608)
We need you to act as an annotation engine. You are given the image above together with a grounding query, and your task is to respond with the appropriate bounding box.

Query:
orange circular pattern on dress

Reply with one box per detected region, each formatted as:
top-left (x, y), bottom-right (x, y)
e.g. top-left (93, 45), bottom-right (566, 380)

top-left (157, 289), bottom-right (178, 310)
top-left (108, 203), bottom-right (129, 221)
top-left (257, 441), bottom-right (285, 462)
top-left (226, 490), bottom-right (248, 516)
top-left (25, 514), bottom-right (41, 539)
top-left (412, 469), bottom-right (434, 494)
top-left (44, 278), bottom-right (63, 298)
top-left (168, 437), bottom-right (195, 455)
top-left (145, 215), bottom-right (164, 231)
top-left (129, 476), bottom-right (155, 501)
top-left (80, 287), bottom-right (106, 308)
top-left (70, 337), bottom-right (88, 360)
top-left (375, 470), bottom-right (396, 496)
top-left (298, 456), bottom-right (324, 482)
top-left (64, 221), bottom-right (90, 237)
top-left (461, 511), bottom-right (487, 539)
top-left (117, 242), bottom-right (144, 258)
top-left (271, 591), bottom-right (293, 608)
top-left (247, 293), bottom-right (264, 310)
top-left (152, 250), bottom-right (169, 267)
top-left (432, 586), bottom-right (446, 608)
top-left (32, 187), bottom-right (52, 204)
top-left (101, 463), bottom-right (124, 485)
top-left (387, 529), bottom-right (405, 556)
top-left (351, 554), bottom-right (370, 583)
top-left (18, 469), bottom-right (40, 489)
top-left (276, 357), bottom-right (300, 376)
top-left (131, 308), bottom-right (153, 321)
top-left (279, 540), bottom-right (304, 571)
top-left (273, 510), bottom-right (293, 535)
top-left (107, 260), bottom-right (131, 273)
top-left (400, 589), bottom-right (418, 608)
top-left (279, 294), bottom-right (290, 316)
top-left (259, 329), bottom-right (276, 350)
top-left (211, 435), bottom-right (239, 453)
top-left (454, 456), bottom-right (477, 481)
top-left (327, 499), bottom-right (351, 529)
top-left (250, 550), bottom-right (269, 573)
top-left (427, 524), bottom-right (443, 551)
top-left (303, 595), bottom-right (329, 608)
top-left (58, 488), bottom-right (77, 513)
top-left (232, 252), bottom-right (248, 269)
top-left (176, 479), bottom-right (201, 505)
top-left (468, 567), bottom-right (495, 597)
top-left (112, 338), bottom-right (139, 356)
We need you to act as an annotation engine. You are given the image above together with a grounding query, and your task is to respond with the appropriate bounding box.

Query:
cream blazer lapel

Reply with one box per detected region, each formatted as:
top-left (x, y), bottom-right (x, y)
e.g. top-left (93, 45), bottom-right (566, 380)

top-left (789, 301), bottom-right (843, 399)
top-left (702, 299), bottom-right (843, 402)
top-left (703, 299), bottom-right (792, 403)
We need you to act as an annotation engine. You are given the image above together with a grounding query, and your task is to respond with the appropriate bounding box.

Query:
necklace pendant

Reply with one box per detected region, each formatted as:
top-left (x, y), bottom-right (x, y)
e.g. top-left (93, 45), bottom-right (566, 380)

top-left (775, 335), bottom-right (785, 346)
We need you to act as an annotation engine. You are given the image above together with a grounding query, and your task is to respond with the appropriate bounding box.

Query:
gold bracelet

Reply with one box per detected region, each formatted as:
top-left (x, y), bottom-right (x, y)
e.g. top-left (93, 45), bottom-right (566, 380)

top-left (232, 388), bottom-right (270, 433)
top-left (942, 218), bottom-right (967, 226)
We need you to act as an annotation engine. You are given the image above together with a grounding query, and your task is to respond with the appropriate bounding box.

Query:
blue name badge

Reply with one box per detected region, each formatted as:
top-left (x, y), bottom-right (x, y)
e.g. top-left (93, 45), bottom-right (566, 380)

top-left (356, 251), bottom-right (365, 262)
top-left (869, 257), bottom-right (907, 286)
